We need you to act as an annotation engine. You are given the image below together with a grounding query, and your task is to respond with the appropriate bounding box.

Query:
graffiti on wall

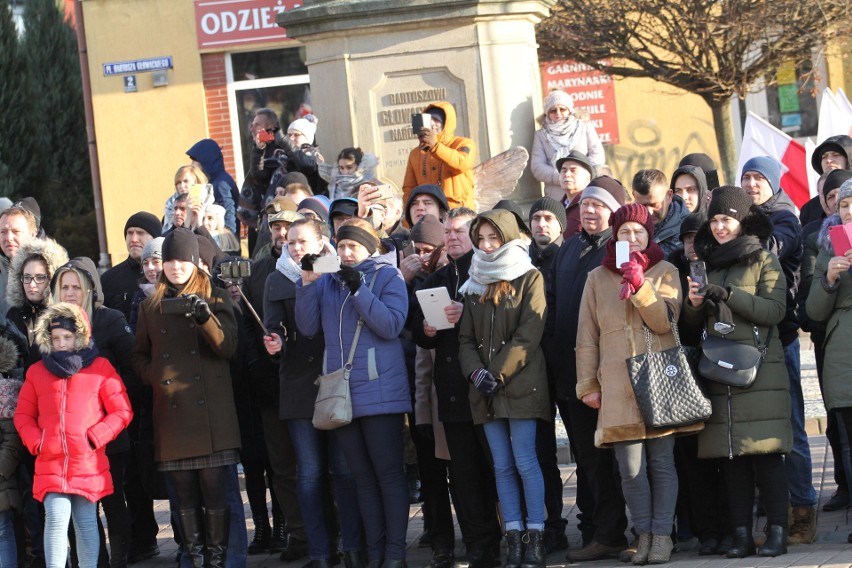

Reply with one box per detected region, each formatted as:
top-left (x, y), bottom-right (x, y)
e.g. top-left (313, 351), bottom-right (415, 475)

top-left (604, 119), bottom-right (714, 182)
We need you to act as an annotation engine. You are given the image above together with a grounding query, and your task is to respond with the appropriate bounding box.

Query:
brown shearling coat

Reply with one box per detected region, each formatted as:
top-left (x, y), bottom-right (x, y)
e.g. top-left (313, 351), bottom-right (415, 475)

top-left (576, 260), bottom-right (702, 448)
top-left (132, 287), bottom-right (240, 462)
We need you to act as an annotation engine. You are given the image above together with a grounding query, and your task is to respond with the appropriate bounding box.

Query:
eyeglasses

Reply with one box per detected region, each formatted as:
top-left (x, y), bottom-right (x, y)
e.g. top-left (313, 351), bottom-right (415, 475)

top-left (21, 274), bottom-right (48, 284)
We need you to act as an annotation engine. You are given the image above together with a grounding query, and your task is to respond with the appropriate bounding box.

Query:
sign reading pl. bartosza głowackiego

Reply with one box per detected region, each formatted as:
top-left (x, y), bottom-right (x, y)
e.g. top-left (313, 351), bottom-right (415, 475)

top-left (103, 56), bottom-right (173, 77)
top-left (540, 60), bottom-right (620, 145)
top-left (193, 0), bottom-right (303, 50)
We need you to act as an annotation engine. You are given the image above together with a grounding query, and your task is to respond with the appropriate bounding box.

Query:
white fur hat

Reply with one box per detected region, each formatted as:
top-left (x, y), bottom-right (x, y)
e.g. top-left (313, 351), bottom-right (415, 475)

top-left (287, 114), bottom-right (318, 145)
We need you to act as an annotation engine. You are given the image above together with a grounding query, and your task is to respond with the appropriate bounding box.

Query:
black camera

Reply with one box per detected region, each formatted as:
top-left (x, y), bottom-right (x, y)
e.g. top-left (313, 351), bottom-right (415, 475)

top-left (161, 297), bottom-right (193, 315)
top-left (411, 113), bottom-right (433, 134)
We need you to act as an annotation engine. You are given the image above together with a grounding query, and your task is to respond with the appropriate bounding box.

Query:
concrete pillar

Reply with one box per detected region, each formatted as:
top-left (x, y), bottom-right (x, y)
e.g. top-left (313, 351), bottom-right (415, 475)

top-left (278, 0), bottom-right (556, 205)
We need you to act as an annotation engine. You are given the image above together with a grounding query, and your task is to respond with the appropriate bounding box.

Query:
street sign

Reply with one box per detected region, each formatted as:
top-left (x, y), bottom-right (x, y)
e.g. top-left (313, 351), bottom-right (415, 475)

top-left (123, 75), bottom-right (138, 93)
top-left (103, 56), bottom-right (173, 77)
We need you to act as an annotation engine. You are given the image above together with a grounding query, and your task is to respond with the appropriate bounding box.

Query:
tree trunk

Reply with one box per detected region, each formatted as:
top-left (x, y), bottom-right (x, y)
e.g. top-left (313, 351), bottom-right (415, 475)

top-left (710, 101), bottom-right (738, 186)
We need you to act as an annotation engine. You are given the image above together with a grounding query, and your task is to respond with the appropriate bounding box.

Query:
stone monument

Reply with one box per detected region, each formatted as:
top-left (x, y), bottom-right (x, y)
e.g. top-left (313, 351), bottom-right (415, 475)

top-left (278, 0), bottom-right (556, 206)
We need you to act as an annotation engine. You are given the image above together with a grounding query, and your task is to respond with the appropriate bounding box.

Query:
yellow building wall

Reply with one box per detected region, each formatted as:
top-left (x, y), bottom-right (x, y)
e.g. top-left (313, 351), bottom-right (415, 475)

top-left (606, 77), bottom-right (722, 188)
top-left (82, 0), bottom-right (208, 264)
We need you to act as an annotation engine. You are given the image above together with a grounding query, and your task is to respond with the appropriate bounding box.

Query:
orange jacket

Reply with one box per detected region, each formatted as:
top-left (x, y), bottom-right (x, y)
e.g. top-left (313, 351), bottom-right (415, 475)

top-left (403, 102), bottom-right (476, 210)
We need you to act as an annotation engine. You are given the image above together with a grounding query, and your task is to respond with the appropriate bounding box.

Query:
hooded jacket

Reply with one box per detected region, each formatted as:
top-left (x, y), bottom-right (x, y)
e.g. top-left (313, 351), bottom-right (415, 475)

top-left (670, 165), bottom-right (708, 216)
top-left (653, 195), bottom-right (691, 260)
top-left (6, 238), bottom-right (69, 370)
top-left (0, 336), bottom-right (24, 513)
top-left (756, 190), bottom-right (803, 345)
top-left (403, 102), bottom-right (476, 210)
top-left (457, 211), bottom-right (549, 424)
top-left (295, 253), bottom-right (412, 418)
top-left (805, 213), bottom-right (852, 410)
top-left (14, 302), bottom-right (133, 503)
top-left (681, 211), bottom-right (791, 459)
top-left (187, 139), bottom-right (239, 233)
top-left (531, 117), bottom-right (604, 200)
top-left (801, 136), bottom-right (852, 225)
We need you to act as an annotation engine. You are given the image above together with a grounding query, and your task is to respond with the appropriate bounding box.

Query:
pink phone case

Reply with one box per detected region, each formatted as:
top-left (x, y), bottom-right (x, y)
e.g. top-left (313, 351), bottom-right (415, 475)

top-left (829, 224), bottom-right (852, 256)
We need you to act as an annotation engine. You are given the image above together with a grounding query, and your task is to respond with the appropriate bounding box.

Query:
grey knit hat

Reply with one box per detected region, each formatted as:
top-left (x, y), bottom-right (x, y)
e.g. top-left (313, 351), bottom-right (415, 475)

top-left (141, 237), bottom-right (164, 261)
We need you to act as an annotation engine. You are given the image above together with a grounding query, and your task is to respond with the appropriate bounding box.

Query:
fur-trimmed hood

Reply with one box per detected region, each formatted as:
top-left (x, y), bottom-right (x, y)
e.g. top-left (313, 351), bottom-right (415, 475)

top-left (694, 206), bottom-right (774, 266)
top-left (33, 302), bottom-right (91, 355)
top-left (51, 257), bottom-right (104, 310)
top-left (7, 238), bottom-right (69, 310)
top-left (817, 213), bottom-right (844, 254)
top-left (0, 336), bottom-right (20, 375)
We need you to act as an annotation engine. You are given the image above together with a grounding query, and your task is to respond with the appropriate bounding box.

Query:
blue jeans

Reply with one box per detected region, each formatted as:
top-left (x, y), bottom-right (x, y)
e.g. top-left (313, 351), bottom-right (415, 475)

top-left (483, 418), bottom-right (545, 532)
top-left (783, 338), bottom-right (817, 507)
top-left (333, 414), bottom-right (409, 562)
top-left (44, 493), bottom-right (99, 568)
top-left (288, 419), bottom-right (362, 559)
top-left (0, 509), bottom-right (16, 568)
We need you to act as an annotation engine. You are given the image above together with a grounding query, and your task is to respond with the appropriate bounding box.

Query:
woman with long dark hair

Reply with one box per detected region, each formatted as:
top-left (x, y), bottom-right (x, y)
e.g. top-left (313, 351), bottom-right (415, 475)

top-left (132, 228), bottom-right (240, 568)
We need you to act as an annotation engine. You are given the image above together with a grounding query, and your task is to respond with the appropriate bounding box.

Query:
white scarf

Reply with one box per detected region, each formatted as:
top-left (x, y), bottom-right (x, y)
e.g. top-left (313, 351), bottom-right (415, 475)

top-left (275, 241), bottom-right (337, 284)
top-left (544, 115), bottom-right (582, 157)
top-left (459, 239), bottom-right (535, 297)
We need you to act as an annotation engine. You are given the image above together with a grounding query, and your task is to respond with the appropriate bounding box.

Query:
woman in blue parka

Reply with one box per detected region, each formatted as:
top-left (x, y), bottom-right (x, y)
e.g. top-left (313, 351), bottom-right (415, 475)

top-left (295, 217), bottom-right (411, 568)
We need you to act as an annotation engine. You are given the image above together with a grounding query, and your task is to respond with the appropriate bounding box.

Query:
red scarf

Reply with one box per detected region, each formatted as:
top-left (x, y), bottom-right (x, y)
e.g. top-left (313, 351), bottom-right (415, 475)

top-left (601, 240), bottom-right (665, 299)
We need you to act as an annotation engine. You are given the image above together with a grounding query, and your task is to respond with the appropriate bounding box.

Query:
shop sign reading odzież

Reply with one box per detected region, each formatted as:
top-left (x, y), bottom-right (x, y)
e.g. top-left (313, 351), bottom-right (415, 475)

top-left (194, 0), bottom-right (302, 49)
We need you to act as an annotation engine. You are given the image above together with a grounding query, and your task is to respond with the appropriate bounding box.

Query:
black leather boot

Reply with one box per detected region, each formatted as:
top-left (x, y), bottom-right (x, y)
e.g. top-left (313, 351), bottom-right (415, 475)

top-left (505, 530), bottom-right (523, 568)
top-left (725, 526), bottom-right (755, 558)
top-left (176, 509), bottom-right (205, 568)
top-left (520, 530), bottom-right (544, 568)
top-left (247, 515), bottom-right (271, 554)
top-left (204, 508), bottom-right (230, 568)
top-left (380, 560), bottom-right (406, 568)
top-left (343, 551), bottom-right (365, 568)
top-left (757, 525), bottom-right (787, 557)
top-left (108, 532), bottom-right (129, 568)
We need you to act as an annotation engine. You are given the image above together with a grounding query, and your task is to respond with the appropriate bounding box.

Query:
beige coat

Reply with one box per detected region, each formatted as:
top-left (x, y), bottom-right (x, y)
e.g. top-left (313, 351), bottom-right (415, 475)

top-left (576, 261), bottom-right (702, 448)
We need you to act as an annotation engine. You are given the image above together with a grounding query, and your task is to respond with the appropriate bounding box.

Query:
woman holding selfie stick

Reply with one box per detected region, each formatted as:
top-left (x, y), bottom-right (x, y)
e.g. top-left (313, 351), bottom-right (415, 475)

top-left (682, 186), bottom-right (789, 559)
top-left (295, 218), bottom-right (410, 568)
top-left (132, 228), bottom-right (240, 568)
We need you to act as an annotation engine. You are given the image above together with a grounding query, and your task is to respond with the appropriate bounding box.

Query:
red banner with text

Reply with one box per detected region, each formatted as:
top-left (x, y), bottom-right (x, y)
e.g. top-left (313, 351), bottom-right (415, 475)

top-left (194, 0), bottom-right (302, 50)
top-left (540, 60), bottom-right (619, 145)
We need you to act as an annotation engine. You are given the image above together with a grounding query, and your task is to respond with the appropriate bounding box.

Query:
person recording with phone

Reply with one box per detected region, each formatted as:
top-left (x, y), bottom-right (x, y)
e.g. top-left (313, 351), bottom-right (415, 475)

top-left (402, 102), bottom-right (476, 210)
top-left (681, 186), bottom-right (790, 558)
top-left (132, 228), bottom-right (240, 568)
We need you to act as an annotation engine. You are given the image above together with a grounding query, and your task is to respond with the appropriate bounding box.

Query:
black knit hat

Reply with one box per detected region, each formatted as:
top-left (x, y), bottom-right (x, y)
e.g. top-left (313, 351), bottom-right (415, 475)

top-left (162, 228), bottom-right (198, 265)
top-left (823, 169), bottom-right (852, 196)
top-left (125, 211), bottom-right (162, 238)
top-left (196, 235), bottom-right (217, 270)
top-left (9, 197), bottom-right (41, 228)
top-left (410, 214), bottom-right (444, 247)
top-left (679, 212), bottom-right (706, 238)
top-left (707, 186), bottom-right (754, 223)
top-left (278, 171), bottom-right (310, 190)
top-left (609, 203), bottom-right (655, 241)
top-left (529, 196), bottom-right (567, 233)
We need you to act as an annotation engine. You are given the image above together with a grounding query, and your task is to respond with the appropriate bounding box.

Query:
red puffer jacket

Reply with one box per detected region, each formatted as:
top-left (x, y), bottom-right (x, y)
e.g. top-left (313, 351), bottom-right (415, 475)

top-left (14, 357), bottom-right (132, 502)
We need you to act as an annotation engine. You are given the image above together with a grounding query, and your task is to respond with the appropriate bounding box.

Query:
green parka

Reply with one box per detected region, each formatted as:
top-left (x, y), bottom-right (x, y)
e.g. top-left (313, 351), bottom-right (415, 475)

top-left (682, 212), bottom-right (791, 459)
top-left (458, 211), bottom-right (550, 425)
top-left (806, 213), bottom-right (852, 411)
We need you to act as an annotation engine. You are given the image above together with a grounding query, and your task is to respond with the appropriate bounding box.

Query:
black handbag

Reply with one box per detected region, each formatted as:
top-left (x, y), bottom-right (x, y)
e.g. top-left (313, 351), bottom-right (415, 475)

top-left (626, 319), bottom-right (712, 429)
top-left (698, 325), bottom-right (771, 389)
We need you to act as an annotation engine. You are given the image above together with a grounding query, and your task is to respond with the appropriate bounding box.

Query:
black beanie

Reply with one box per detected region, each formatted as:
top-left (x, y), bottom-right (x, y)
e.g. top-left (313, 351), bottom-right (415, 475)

top-left (679, 212), bottom-right (706, 238)
top-left (196, 235), bottom-right (217, 270)
top-left (823, 169), bottom-right (852, 196)
top-left (706, 186), bottom-right (753, 223)
top-left (529, 196), bottom-right (568, 232)
top-left (125, 211), bottom-right (162, 238)
top-left (162, 228), bottom-right (199, 265)
top-left (10, 197), bottom-right (41, 228)
top-left (410, 214), bottom-right (444, 247)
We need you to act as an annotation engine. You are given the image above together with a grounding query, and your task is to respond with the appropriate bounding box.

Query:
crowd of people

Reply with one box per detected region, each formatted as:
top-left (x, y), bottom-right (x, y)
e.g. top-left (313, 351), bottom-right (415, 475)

top-left (0, 89), bottom-right (849, 568)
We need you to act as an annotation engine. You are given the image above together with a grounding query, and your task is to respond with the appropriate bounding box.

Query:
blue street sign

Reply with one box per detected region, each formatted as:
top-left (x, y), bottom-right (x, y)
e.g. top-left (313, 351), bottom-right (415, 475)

top-left (103, 56), bottom-right (173, 77)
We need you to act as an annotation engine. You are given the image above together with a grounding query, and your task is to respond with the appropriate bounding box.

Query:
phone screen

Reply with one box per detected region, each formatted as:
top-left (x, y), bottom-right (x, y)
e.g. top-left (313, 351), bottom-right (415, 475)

top-left (615, 241), bottom-right (630, 268)
top-left (689, 260), bottom-right (707, 288)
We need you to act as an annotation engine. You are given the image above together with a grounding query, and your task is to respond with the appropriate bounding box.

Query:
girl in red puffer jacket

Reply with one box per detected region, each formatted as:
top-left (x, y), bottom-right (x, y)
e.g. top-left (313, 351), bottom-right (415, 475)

top-left (14, 302), bottom-right (132, 568)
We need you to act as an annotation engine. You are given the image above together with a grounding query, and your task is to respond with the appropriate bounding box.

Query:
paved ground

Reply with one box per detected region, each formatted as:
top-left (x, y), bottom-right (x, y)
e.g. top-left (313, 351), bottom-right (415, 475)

top-left (133, 336), bottom-right (852, 567)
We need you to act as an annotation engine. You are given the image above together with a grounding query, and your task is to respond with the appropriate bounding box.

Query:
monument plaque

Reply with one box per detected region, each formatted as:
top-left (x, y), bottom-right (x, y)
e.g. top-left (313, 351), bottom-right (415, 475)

top-left (371, 70), bottom-right (467, 186)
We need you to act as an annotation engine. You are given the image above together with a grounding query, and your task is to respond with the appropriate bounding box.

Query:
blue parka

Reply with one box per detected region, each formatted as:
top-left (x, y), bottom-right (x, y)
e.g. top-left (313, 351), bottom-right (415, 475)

top-left (295, 254), bottom-right (412, 418)
top-left (186, 139), bottom-right (239, 234)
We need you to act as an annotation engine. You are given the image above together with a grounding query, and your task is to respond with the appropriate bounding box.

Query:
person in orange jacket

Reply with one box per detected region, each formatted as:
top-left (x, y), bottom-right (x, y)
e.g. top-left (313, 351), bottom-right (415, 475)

top-left (403, 102), bottom-right (476, 211)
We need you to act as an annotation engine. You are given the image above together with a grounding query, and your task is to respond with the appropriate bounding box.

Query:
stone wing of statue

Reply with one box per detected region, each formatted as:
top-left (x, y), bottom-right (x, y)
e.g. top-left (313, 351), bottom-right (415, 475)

top-left (473, 146), bottom-right (530, 211)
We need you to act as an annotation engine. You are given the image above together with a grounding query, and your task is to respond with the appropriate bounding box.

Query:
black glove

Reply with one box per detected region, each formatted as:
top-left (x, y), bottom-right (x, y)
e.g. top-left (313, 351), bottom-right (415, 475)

top-left (469, 368), bottom-right (500, 397)
top-left (337, 266), bottom-right (363, 294)
top-left (186, 294), bottom-right (212, 325)
top-left (300, 253), bottom-right (319, 271)
top-left (699, 284), bottom-right (729, 303)
top-left (416, 424), bottom-right (434, 441)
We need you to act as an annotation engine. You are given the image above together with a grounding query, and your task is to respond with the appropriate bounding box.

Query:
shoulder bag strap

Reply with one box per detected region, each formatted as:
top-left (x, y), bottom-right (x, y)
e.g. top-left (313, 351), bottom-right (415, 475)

top-left (343, 269), bottom-right (382, 374)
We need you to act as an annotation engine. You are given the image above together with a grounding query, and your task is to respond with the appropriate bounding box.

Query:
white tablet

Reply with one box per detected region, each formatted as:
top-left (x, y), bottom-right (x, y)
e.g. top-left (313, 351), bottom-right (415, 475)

top-left (415, 287), bottom-right (454, 331)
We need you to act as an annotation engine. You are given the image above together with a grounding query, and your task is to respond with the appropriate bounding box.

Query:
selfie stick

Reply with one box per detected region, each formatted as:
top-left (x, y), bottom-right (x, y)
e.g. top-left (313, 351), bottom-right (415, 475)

top-left (217, 274), bottom-right (269, 336)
